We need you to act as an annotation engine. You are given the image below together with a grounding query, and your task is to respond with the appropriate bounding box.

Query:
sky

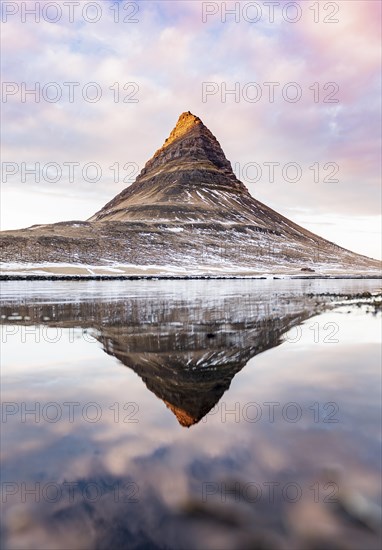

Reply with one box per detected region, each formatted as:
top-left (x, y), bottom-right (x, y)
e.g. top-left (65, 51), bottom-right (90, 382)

top-left (1, 0), bottom-right (381, 259)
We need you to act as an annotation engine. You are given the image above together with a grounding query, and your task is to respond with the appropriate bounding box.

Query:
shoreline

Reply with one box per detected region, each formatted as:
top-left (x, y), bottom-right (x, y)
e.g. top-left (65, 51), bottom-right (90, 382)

top-left (1, 274), bottom-right (381, 281)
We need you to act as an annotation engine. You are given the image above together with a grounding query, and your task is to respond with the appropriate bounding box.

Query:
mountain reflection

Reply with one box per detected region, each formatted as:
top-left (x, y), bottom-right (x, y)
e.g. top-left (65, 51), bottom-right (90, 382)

top-left (98, 313), bottom-right (312, 427)
top-left (1, 291), bottom-right (323, 426)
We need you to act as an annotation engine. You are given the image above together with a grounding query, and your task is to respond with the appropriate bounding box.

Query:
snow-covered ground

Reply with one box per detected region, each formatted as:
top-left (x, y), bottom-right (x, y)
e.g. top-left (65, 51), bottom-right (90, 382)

top-left (1, 261), bottom-right (380, 278)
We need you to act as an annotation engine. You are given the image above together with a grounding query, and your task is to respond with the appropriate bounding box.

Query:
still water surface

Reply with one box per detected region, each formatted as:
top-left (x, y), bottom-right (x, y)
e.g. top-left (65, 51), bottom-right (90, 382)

top-left (1, 280), bottom-right (381, 549)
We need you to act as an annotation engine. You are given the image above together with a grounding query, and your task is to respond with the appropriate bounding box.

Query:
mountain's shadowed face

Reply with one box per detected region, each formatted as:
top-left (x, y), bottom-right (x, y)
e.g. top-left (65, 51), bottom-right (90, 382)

top-left (0, 284), bottom-right (324, 426)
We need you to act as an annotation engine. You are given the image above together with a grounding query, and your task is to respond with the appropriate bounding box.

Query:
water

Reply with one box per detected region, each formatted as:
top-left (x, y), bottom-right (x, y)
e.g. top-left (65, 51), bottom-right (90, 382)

top-left (1, 280), bottom-right (381, 549)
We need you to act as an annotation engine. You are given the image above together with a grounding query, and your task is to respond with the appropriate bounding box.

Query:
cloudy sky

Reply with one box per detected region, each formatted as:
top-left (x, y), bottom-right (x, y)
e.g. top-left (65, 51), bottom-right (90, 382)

top-left (1, 0), bottom-right (381, 259)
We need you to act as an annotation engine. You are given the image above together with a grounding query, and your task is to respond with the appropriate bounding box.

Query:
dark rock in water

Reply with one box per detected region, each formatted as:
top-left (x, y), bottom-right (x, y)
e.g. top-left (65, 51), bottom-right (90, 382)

top-left (0, 111), bottom-right (381, 275)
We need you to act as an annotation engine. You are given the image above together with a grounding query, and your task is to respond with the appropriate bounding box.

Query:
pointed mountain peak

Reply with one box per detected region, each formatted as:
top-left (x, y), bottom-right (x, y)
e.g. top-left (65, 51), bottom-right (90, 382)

top-left (162, 111), bottom-right (203, 149)
top-left (140, 111), bottom-right (234, 178)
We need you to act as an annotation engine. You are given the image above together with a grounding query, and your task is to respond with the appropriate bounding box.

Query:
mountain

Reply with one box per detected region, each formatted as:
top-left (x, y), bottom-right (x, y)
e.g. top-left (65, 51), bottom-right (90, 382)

top-left (0, 111), bottom-right (380, 276)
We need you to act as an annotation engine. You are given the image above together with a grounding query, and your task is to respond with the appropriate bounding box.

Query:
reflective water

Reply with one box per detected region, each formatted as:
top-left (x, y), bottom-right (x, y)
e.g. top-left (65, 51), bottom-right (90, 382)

top-left (1, 280), bottom-right (381, 549)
